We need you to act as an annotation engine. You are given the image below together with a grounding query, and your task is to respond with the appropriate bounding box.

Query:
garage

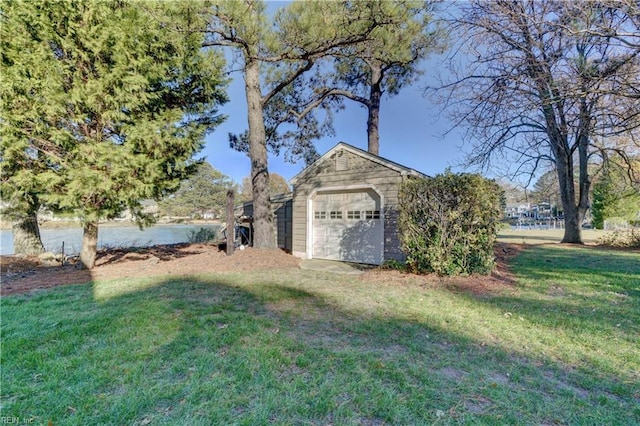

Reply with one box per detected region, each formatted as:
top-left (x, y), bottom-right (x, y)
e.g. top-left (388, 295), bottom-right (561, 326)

top-left (239, 143), bottom-right (425, 264)
top-left (311, 189), bottom-right (383, 264)
top-left (288, 142), bottom-right (425, 265)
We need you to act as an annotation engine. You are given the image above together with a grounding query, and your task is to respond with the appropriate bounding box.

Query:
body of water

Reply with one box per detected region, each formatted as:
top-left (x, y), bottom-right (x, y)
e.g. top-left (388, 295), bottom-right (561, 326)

top-left (0, 223), bottom-right (222, 256)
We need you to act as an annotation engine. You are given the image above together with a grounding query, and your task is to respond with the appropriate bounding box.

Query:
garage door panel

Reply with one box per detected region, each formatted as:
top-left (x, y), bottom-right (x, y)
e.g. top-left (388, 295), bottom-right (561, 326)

top-left (312, 190), bottom-right (383, 264)
top-left (338, 219), bottom-right (383, 264)
top-left (312, 224), bottom-right (327, 257)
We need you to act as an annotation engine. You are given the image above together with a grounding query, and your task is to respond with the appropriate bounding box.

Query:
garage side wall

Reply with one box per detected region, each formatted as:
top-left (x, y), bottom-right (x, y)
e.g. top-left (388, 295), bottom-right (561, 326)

top-left (291, 149), bottom-right (407, 263)
top-left (273, 199), bottom-right (292, 252)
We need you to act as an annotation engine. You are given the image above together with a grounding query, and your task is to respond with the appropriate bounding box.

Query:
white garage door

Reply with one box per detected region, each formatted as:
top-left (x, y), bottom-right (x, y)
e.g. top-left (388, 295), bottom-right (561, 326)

top-left (312, 189), bottom-right (383, 264)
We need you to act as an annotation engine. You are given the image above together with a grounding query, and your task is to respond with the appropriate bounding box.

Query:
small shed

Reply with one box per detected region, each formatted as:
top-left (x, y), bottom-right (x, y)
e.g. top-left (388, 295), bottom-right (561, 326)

top-left (237, 142), bottom-right (425, 265)
top-left (290, 142), bottom-right (424, 265)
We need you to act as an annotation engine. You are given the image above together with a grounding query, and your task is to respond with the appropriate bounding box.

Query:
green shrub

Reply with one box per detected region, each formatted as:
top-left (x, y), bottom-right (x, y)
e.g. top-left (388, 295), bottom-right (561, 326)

top-left (398, 171), bottom-right (503, 276)
top-left (380, 259), bottom-right (406, 271)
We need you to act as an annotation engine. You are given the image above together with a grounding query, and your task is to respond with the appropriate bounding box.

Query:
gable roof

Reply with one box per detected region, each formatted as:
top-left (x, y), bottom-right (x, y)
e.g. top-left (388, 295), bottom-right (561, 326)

top-left (290, 142), bottom-right (426, 185)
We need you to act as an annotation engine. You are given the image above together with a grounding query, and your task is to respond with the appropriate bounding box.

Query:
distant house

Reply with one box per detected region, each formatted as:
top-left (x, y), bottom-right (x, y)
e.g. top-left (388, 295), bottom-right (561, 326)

top-left (240, 142), bottom-right (425, 265)
top-left (504, 203), bottom-right (531, 219)
top-left (504, 202), bottom-right (559, 221)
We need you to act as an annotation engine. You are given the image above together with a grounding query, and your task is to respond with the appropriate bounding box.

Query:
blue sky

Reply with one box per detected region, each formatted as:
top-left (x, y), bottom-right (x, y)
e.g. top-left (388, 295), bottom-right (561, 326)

top-left (202, 54), bottom-right (467, 186)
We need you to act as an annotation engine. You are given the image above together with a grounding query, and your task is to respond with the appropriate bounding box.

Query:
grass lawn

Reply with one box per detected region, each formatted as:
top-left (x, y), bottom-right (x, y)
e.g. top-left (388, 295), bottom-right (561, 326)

top-left (2, 245), bottom-right (639, 425)
top-left (497, 228), bottom-right (607, 245)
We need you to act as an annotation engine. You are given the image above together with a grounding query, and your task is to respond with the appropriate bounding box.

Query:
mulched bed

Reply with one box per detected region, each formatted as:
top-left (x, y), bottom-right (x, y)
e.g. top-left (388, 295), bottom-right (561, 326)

top-left (1, 242), bottom-right (524, 297)
top-left (1, 244), bottom-right (300, 296)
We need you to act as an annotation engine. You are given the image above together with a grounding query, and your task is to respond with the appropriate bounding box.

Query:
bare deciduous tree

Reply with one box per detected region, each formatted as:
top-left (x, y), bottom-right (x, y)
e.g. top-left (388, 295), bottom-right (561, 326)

top-left (238, 173), bottom-right (290, 204)
top-left (432, 0), bottom-right (640, 243)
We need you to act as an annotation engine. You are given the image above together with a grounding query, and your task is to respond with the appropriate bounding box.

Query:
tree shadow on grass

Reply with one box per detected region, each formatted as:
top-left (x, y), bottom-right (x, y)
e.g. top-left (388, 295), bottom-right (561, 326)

top-left (510, 245), bottom-right (640, 296)
top-left (469, 245), bottom-right (640, 333)
top-left (2, 272), bottom-right (639, 425)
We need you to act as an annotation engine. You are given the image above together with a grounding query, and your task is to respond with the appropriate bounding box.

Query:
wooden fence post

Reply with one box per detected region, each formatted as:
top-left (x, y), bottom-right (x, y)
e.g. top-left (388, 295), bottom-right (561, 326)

top-left (226, 190), bottom-right (235, 256)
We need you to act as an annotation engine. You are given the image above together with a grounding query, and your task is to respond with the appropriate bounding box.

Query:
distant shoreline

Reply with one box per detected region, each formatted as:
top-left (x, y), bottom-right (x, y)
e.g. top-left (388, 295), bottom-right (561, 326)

top-left (0, 219), bottom-right (222, 231)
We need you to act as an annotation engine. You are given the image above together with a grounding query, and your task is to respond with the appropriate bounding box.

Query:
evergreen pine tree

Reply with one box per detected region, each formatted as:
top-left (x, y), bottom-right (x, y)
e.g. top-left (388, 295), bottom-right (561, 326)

top-left (1, 0), bottom-right (228, 267)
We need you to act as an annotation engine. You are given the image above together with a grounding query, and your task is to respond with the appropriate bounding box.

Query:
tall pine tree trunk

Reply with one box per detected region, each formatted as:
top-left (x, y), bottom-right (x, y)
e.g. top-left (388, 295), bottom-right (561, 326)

top-left (245, 58), bottom-right (275, 249)
top-left (367, 63), bottom-right (382, 156)
top-left (80, 221), bottom-right (99, 269)
top-left (12, 209), bottom-right (45, 256)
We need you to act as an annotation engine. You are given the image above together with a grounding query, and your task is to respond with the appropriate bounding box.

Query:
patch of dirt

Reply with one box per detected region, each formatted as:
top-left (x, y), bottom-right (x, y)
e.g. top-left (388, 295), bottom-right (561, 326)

top-left (463, 394), bottom-right (494, 414)
top-left (0, 244), bottom-right (299, 296)
top-left (438, 366), bottom-right (469, 381)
